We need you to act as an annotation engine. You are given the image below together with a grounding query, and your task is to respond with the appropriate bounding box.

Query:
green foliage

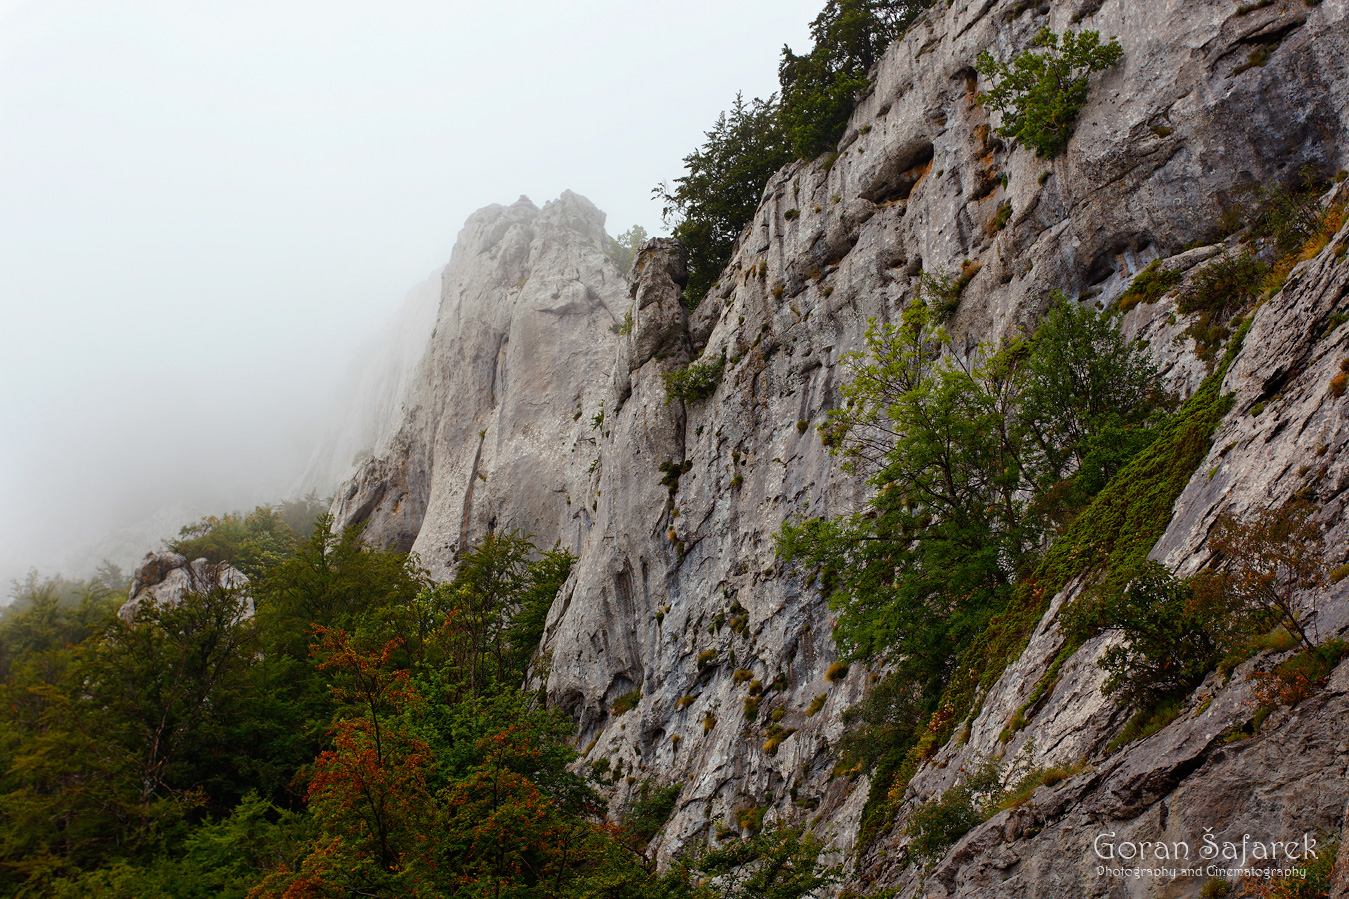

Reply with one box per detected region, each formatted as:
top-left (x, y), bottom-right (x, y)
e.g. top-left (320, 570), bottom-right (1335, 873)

top-left (169, 494), bottom-right (327, 582)
top-left (1201, 876), bottom-right (1232, 899)
top-left (660, 826), bottom-right (838, 899)
top-left (656, 95), bottom-right (794, 307)
top-left (1177, 252), bottom-right (1268, 318)
top-left (778, 1), bottom-right (930, 159)
top-left (622, 781), bottom-right (683, 850)
top-left (1018, 294), bottom-right (1173, 519)
top-left (833, 670), bottom-right (926, 835)
top-left (786, 304), bottom-right (1027, 685)
top-left (1068, 562), bottom-right (1232, 711)
top-left (0, 571), bottom-right (123, 677)
top-left (943, 361), bottom-right (1236, 722)
top-left (254, 515), bottom-right (425, 661)
top-left (1105, 700), bottom-right (1183, 753)
top-left (976, 27), bottom-right (1124, 158)
top-left (904, 756), bottom-right (1002, 865)
top-left (612, 689), bottom-right (642, 716)
top-left (662, 355), bottom-right (727, 403)
top-left (1247, 168), bottom-right (1329, 256)
top-left (1239, 833), bottom-right (1339, 899)
top-left (608, 224), bottom-right (650, 273)
top-left (780, 297), bottom-right (1176, 845)
top-left (5, 510), bottom-right (835, 899)
top-left (1116, 260), bottom-right (1181, 313)
top-left (919, 265), bottom-right (977, 317)
top-left (659, 3), bottom-right (933, 306)
top-left (905, 745), bottom-right (1079, 866)
top-left (782, 297), bottom-right (1167, 701)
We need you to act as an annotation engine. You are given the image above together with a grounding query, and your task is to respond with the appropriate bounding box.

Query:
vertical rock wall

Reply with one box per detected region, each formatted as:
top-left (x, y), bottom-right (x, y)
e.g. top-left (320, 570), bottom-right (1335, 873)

top-left (333, 0), bottom-right (1349, 890)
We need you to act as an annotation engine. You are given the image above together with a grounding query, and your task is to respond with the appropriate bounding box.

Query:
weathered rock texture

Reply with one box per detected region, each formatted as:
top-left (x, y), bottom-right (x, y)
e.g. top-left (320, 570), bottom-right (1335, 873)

top-left (333, 0), bottom-right (1349, 894)
top-left (332, 192), bottom-right (629, 577)
top-left (120, 551), bottom-right (249, 622)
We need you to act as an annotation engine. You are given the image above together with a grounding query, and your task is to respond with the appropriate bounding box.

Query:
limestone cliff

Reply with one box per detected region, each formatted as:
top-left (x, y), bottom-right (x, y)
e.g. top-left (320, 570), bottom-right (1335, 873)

top-left (334, 1), bottom-right (1349, 895)
top-left (332, 191), bottom-right (628, 577)
top-left (120, 551), bottom-right (249, 622)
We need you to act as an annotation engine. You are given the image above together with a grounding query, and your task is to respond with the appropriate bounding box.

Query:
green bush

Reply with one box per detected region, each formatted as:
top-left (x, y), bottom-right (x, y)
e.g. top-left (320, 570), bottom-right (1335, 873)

top-left (655, 95), bottom-right (793, 307)
top-left (919, 264), bottom-right (979, 317)
top-left (1116, 260), bottom-right (1181, 313)
top-left (1248, 168), bottom-right (1328, 255)
top-left (1176, 252), bottom-right (1268, 317)
top-left (621, 780), bottom-right (682, 849)
top-left (1106, 700), bottom-right (1183, 753)
top-left (169, 497), bottom-right (328, 582)
top-left (904, 757), bottom-right (1002, 865)
top-left (976, 28), bottom-right (1124, 158)
top-left (662, 355), bottom-right (726, 403)
top-left (779, 1), bottom-right (931, 159)
top-left (612, 689), bottom-right (642, 716)
top-left (1065, 562), bottom-right (1232, 712)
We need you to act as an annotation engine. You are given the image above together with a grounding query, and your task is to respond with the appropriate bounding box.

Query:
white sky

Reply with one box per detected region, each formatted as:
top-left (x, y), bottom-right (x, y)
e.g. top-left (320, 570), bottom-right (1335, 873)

top-left (0, 0), bottom-right (822, 588)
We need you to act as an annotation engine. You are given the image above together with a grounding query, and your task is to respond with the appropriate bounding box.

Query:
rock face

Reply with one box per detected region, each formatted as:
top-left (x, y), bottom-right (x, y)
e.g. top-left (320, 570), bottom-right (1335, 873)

top-left (120, 551), bottom-right (250, 622)
top-left (333, 0), bottom-right (1349, 893)
top-left (331, 192), bottom-right (629, 577)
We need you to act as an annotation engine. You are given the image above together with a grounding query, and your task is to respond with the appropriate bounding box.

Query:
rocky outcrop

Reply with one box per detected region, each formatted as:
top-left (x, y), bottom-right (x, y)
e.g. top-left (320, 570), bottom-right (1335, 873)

top-left (331, 192), bottom-right (629, 577)
top-left (332, 0), bottom-right (1349, 891)
top-left (120, 551), bottom-right (249, 621)
top-left (860, 208), bottom-right (1349, 895)
top-left (534, 0), bottom-right (1349, 878)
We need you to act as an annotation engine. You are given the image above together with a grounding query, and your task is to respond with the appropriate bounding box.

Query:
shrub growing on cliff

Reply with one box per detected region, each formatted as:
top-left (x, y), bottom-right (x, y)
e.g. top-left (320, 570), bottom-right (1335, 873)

top-left (1176, 252), bottom-right (1268, 318)
top-left (778, 0), bottom-right (932, 159)
top-left (1203, 503), bottom-right (1327, 653)
top-left (781, 297), bottom-right (1167, 689)
top-left (976, 27), bottom-right (1124, 157)
top-left (662, 354), bottom-right (727, 404)
top-left (655, 95), bottom-right (794, 307)
top-left (1065, 562), bottom-right (1232, 711)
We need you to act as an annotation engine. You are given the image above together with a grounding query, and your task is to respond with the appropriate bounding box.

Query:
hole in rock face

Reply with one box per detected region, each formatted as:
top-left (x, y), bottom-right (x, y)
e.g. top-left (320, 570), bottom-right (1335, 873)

top-left (1085, 252), bottom-right (1118, 287)
top-left (862, 143), bottom-right (936, 205)
top-left (1084, 237), bottom-right (1142, 288)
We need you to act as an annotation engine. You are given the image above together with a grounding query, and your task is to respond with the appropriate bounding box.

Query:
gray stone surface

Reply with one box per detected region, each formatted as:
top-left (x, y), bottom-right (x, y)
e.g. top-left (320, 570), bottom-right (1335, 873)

top-left (331, 192), bottom-right (628, 578)
top-left (120, 551), bottom-right (249, 621)
top-left (330, 0), bottom-right (1349, 890)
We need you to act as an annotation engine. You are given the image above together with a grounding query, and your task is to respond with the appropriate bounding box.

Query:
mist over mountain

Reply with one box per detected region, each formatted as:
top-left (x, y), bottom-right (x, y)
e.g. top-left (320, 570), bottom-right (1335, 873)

top-left (3, 2), bottom-right (1349, 898)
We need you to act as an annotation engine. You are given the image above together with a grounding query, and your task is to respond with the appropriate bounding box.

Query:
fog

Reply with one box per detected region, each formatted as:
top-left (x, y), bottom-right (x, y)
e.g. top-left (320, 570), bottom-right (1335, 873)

top-left (0, 0), bottom-right (822, 592)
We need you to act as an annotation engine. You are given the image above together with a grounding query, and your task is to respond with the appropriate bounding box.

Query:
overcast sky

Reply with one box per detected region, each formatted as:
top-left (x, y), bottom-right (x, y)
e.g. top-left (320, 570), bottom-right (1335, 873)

top-left (0, 0), bottom-right (823, 590)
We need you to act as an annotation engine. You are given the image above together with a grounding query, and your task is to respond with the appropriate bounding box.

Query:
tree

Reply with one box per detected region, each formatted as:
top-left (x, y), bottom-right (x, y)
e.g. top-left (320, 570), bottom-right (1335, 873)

top-left (655, 94), bottom-right (794, 308)
top-left (170, 506), bottom-right (298, 582)
top-left (254, 515), bottom-right (426, 662)
top-left (779, 296), bottom-right (1169, 704)
top-left (608, 225), bottom-right (649, 273)
top-left (1018, 294), bottom-right (1170, 518)
top-left (660, 826), bottom-right (838, 899)
top-left (0, 578), bottom-right (258, 892)
top-left (1204, 503), bottom-right (1327, 652)
top-left (976, 28), bottom-right (1123, 158)
top-left (1084, 562), bottom-right (1229, 711)
top-left (779, 0), bottom-right (930, 159)
top-left (782, 303), bottom-right (1029, 693)
top-left (81, 576), bottom-right (259, 804)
